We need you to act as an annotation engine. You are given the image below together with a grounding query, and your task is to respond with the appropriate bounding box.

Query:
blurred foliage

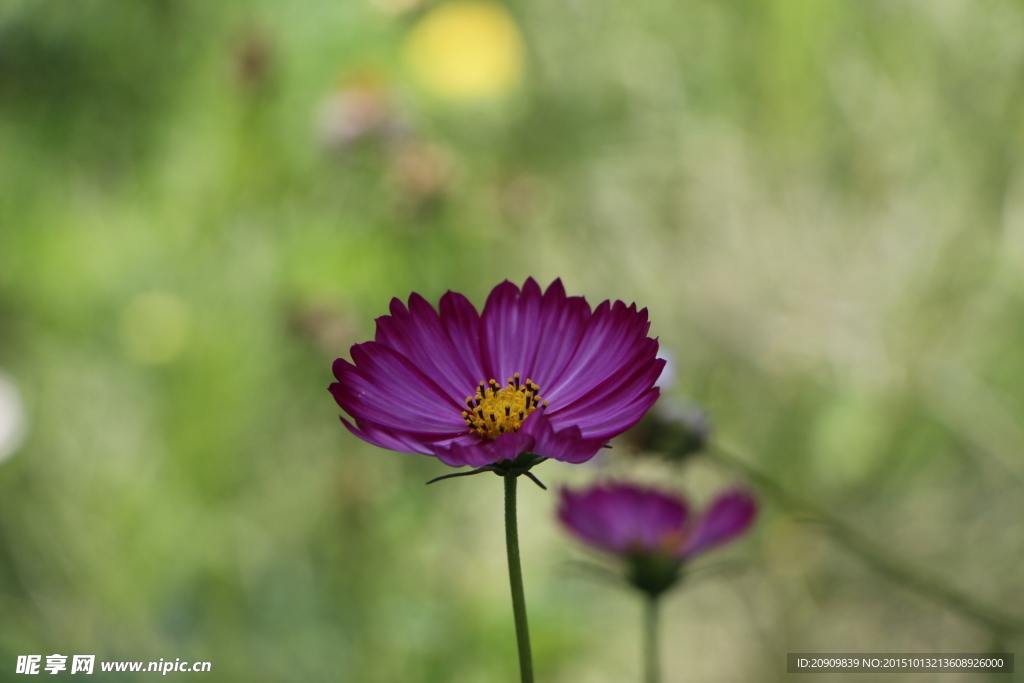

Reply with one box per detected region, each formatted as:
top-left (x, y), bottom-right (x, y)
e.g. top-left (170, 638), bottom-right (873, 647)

top-left (1, 0), bottom-right (1023, 680)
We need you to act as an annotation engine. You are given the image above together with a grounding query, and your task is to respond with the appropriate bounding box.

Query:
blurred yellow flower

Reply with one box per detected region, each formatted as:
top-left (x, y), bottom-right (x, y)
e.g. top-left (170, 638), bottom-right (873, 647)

top-left (403, 1), bottom-right (524, 100)
top-left (120, 291), bottom-right (191, 365)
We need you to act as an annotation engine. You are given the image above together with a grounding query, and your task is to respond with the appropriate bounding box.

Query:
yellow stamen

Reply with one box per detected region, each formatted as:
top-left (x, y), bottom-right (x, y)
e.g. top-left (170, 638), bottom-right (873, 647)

top-left (461, 372), bottom-right (548, 438)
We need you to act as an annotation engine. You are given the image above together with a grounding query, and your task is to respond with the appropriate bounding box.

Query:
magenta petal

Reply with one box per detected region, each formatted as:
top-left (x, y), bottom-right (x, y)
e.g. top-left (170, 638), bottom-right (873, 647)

top-left (544, 301), bottom-right (653, 406)
top-left (330, 344), bottom-right (464, 433)
top-left (375, 293), bottom-right (485, 401)
top-left (488, 430), bottom-right (536, 461)
top-left (479, 278), bottom-right (545, 385)
top-left (549, 365), bottom-right (664, 440)
top-left (432, 411), bottom-right (600, 466)
top-left (340, 416), bottom-right (480, 456)
top-left (558, 483), bottom-right (688, 555)
top-left (552, 341), bottom-right (663, 417)
top-left (526, 279), bottom-right (593, 389)
top-left (433, 431), bottom-right (536, 468)
top-left (432, 441), bottom-right (493, 468)
top-left (438, 290), bottom-right (487, 382)
top-left (620, 486), bottom-right (689, 550)
top-left (569, 388), bottom-right (661, 441)
top-left (341, 417), bottom-right (434, 455)
top-left (682, 490), bottom-right (758, 558)
top-left (558, 489), bottom-right (618, 552)
top-left (520, 411), bottom-right (608, 463)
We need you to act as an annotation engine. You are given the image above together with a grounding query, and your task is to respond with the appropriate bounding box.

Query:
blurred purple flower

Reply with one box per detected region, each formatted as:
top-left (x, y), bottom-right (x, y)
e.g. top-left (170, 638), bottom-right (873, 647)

top-left (330, 278), bottom-right (664, 469)
top-left (558, 482), bottom-right (757, 594)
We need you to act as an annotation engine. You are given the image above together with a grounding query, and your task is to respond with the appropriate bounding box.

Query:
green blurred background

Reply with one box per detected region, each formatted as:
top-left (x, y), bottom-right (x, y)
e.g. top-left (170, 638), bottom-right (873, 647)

top-left (1, 0), bottom-right (1022, 680)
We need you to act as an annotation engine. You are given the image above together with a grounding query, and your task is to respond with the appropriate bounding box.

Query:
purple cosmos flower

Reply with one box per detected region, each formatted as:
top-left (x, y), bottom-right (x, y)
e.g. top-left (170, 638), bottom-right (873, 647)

top-left (558, 482), bottom-right (757, 594)
top-left (329, 278), bottom-right (664, 470)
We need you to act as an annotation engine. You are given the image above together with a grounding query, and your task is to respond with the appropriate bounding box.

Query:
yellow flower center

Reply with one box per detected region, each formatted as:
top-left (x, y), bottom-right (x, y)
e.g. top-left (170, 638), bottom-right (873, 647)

top-left (461, 373), bottom-right (547, 438)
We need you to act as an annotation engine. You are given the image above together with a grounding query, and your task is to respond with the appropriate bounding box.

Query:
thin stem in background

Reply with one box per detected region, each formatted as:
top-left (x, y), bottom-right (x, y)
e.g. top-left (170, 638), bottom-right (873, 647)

top-left (504, 474), bottom-right (535, 683)
top-left (708, 444), bottom-right (1024, 636)
top-left (644, 594), bottom-right (661, 683)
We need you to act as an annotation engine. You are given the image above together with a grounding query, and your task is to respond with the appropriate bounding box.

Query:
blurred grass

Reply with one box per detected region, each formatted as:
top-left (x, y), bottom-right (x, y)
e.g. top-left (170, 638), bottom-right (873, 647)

top-left (1, 0), bottom-right (1023, 680)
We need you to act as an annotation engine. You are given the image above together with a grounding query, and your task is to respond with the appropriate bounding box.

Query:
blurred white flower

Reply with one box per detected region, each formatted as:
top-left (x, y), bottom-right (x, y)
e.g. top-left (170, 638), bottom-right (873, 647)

top-left (0, 371), bottom-right (26, 464)
top-left (317, 74), bottom-right (401, 151)
top-left (655, 350), bottom-right (676, 390)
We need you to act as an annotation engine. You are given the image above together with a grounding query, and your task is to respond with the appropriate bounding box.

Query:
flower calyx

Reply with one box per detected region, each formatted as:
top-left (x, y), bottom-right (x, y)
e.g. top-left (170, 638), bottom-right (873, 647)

top-left (626, 552), bottom-right (682, 598)
top-left (425, 452), bottom-right (549, 489)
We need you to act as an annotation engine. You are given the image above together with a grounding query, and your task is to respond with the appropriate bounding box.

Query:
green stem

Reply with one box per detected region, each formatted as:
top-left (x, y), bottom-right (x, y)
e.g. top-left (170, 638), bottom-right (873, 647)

top-left (643, 594), bottom-right (660, 683)
top-left (504, 474), bottom-right (535, 683)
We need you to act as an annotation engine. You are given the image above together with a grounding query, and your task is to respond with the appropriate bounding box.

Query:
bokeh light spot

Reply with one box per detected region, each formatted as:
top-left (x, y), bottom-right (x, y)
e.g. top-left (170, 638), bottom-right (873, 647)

top-left (0, 372), bottom-right (26, 464)
top-left (119, 291), bottom-right (191, 365)
top-left (403, 1), bottom-right (524, 101)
